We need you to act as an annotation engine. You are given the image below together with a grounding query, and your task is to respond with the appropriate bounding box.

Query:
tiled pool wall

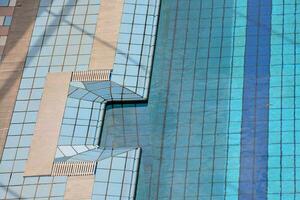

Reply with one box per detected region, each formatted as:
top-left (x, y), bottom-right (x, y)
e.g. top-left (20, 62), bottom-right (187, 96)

top-left (56, 0), bottom-right (160, 149)
top-left (239, 0), bottom-right (271, 199)
top-left (111, 0), bottom-right (159, 97)
top-left (268, 1), bottom-right (300, 199)
top-left (92, 148), bottom-right (141, 199)
top-left (0, 0), bottom-right (100, 198)
top-left (1, 0), bottom-right (300, 199)
top-left (101, 0), bottom-right (247, 199)
top-left (0, 0), bottom-right (160, 199)
top-left (58, 98), bottom-right (102, 146)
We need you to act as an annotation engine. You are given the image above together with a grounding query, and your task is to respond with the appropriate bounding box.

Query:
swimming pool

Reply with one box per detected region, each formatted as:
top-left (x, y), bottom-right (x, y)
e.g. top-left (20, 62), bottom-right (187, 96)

top-left (102, 0), bottom-right (245, 199)
top-left (101, 0), bottom-right (299, 199)
top-left (0, 0), bottom-right (299, 199)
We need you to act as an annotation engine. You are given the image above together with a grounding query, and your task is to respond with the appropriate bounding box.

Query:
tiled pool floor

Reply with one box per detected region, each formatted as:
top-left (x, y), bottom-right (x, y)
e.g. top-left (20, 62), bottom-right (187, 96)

top-left (101, 0), bottom-right (300, 199)
top-left (0, 0), bottom-right (299, 199)
top-left (101, 0), bottom-right (246, 199)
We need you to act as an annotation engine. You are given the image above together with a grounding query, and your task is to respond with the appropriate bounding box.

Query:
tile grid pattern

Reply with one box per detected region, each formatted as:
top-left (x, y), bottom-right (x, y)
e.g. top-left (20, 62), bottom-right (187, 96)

top-left (92, 148), bottom-right (140, 200)
top-left (111, 0), bottom-right (159, 97)
top-left (268, 0), bottom-right (300, 199)
top-left (55, 145), bottom-right (96, 158)
top-left (56, 0), bottom-right (160, 153)
top-left (0, 0), bottom-right (100, 199)
top-left (225, 1), bottom-right (247, 199)
top-left (100, 0), bottom-right (247, 199)
top-left (156, 1), bottom-right (246, 199)
top-left (239, 0), bottom-right (272, 199)
top-left (58, 80), bottom-right (143, 148)
top-left (4, 0), bottom-right (297, 200)
top-left (58, 98), bottom-right (103, 146)
top-left (1, 0), bottom-right (161, 198)
top-left (0, 0), bottom-right (16, 59)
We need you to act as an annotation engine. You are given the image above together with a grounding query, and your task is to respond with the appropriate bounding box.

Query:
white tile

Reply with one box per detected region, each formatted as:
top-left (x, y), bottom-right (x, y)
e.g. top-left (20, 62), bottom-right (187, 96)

top-left (9, 0), bottom-right (17, 6)
top-left (0, 16), bottom-right (4, 25)
top-left (59, 146), bottom-right (76, 156)
top-left (0, 36), bottom-right (7, 46)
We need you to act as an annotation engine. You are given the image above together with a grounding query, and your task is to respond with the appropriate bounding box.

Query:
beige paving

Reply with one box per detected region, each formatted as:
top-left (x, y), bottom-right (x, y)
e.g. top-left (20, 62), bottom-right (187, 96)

top-left (89, 0), bottom-right (124, 70)
top-left (64, 175), bottom-right (95, 200)
top-left (0, 27), bottom-right (9, 36)
top-left (0, 0), bottom-right (39, 160)
top-left (0, 7), bottom-right (14, 16)
top-left (24, 72), bottom-right (71, 176)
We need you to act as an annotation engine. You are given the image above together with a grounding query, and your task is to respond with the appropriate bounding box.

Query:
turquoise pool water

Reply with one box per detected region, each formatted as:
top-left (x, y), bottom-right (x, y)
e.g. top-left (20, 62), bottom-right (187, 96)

top-left (101, 0), bottom-right (300, 199)
top-left (0, 0), bottom-right (299, 199)
top-left (101, 0), bottom-right (246, 199)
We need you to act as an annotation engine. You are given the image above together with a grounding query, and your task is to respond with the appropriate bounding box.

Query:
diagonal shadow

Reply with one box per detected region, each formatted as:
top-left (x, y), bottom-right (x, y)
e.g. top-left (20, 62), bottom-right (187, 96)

top-left (0, 0), bottom-right (75, 161)
top-left (0, 0), bottom-right (145, 164)
top-left (46, 9), bottom-right (140, 66)
top-left (0, 0), bottom-right (140, 101)
top-left (0, 181), bottom-right (21, 198)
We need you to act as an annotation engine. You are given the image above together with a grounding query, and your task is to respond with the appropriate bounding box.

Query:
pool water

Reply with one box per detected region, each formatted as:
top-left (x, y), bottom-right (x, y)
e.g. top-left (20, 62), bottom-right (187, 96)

top-left (0, 0), bottom-right (298, 199)
top-left (101, 0), bottom-right (300, 199)
top-left (102, 0), bottom-right (245, 199)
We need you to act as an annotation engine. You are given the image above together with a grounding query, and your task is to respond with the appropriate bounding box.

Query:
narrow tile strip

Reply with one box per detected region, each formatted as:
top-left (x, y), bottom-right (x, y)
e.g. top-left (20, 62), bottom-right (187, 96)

top-left (239, 1), bottom-right (271, 199)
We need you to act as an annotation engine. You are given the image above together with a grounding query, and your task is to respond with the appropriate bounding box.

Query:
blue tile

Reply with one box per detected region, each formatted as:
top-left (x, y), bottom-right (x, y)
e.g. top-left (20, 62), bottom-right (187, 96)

top-left (239, 0), bottom-right (271, 199)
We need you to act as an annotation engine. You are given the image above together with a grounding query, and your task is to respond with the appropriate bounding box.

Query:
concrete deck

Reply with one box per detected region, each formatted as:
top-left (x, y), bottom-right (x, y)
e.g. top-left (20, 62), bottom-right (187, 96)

top-left (24, 73), bottom-right (71, 176)
top-left (89, 0), bottom-right (124, 70)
